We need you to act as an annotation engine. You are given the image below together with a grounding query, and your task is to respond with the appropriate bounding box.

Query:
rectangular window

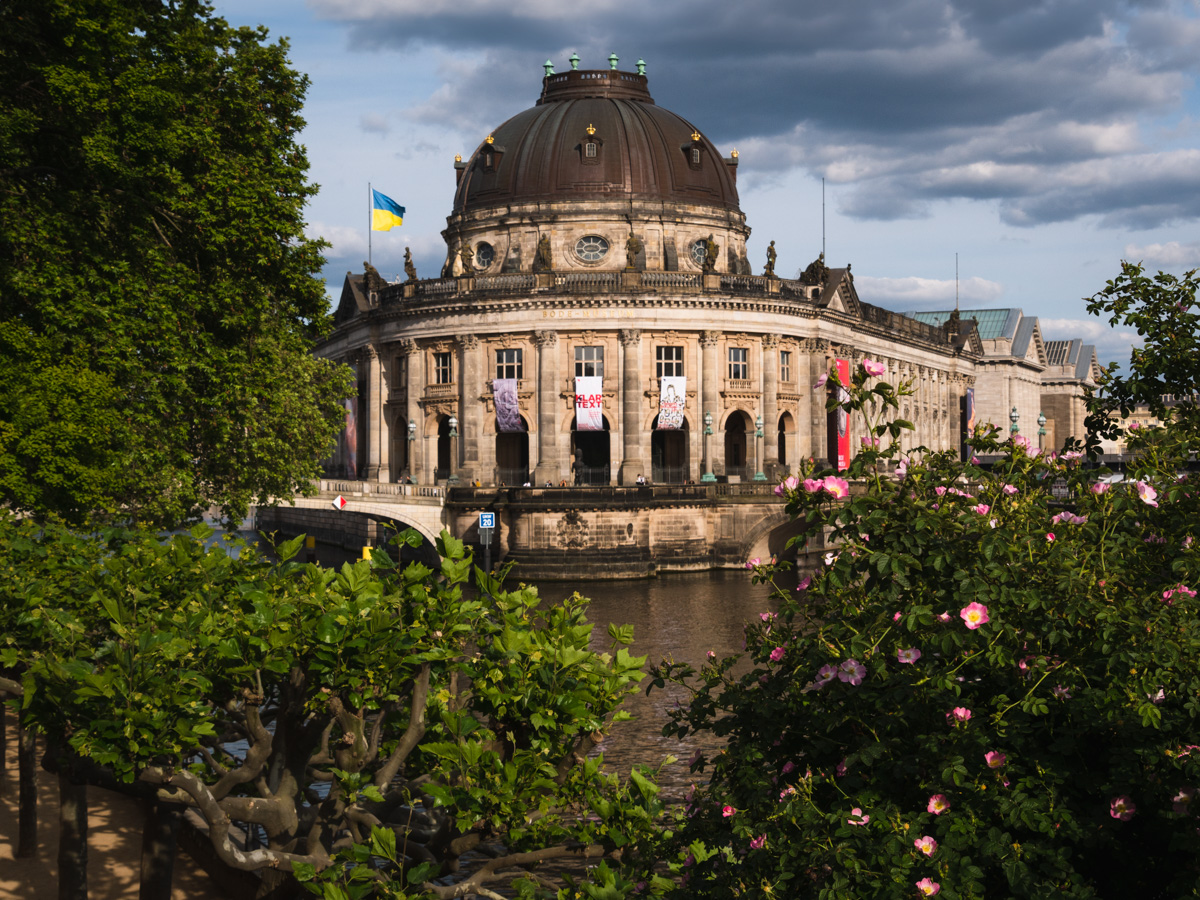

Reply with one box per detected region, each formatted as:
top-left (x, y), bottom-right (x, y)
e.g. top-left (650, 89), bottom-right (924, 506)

top-left (728, 347), bottom-right (748, 380)
top-left (496, 348), bottom-right (523, 380)
top-left (434, 352), bottom-right (452, 385)
top-left (574, 345), bottom-right (604, 377)
top-left (780, 350), bottom-right (792, 384)
top-left (656, 346), bottom-right (684, 378)
top-left (392, 355), bottom-right (407, 389)
top-left (585, 142), bottom-right (597, 158)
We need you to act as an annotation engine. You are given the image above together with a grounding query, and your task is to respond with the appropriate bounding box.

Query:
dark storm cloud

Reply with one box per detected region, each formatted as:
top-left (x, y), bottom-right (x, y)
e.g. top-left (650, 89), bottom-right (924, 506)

top-left (313, 0), bottom-right (1200, 229)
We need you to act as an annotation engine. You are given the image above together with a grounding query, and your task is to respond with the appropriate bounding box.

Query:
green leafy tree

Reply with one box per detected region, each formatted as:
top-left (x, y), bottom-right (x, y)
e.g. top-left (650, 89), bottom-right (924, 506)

top-left (651, 322), bottom-right (1200, 897)
top-left (0, 0), bottom-right (352, 527)
top-left (1, 521), bottom-right (667, 898)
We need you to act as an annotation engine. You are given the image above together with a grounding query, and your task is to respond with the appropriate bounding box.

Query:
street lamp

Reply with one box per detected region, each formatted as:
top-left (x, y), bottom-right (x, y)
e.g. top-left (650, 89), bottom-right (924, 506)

top-left (753, 414), bottom-right (767, 481)
top-left (1037, 411), bottom-right (1047, 450)
top-left (448, 414), bottom-right (459, 485)
top-left (701, 411), bottom-right (716, 483)
top-left (1009, 406), bottom-right (1019, 434)
top-left (406, 418), bottom-right (417, 484)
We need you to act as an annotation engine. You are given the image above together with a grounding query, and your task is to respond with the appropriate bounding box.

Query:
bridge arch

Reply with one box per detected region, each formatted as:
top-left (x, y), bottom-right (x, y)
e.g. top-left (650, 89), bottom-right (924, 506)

top-left (740, 510), bottom-right (809, 564)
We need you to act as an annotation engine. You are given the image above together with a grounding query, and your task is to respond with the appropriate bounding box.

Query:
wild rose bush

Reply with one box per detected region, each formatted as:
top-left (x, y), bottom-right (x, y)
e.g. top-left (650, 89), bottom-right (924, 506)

top-left (651, 353), bottom-right (1200, 897)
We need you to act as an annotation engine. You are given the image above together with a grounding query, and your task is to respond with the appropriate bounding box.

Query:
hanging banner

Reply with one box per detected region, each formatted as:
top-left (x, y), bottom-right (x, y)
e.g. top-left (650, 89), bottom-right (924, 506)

top-left (341, 397), bottom-right (358, 480)
top-left (575, 376), bottom-right (604, 431)
top-left (965, 387), bottom-right (976, 434)
top-left (494, 378), bottom-right (522, 433)
top-left (834, 358), bottom-right (850, 471)
top-left (657, 376), bottom-right (687, 430)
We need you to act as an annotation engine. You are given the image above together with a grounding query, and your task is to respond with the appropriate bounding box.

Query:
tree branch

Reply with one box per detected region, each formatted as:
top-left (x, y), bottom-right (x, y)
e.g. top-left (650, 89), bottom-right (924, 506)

top-left (427, 844), bottom-right (607, 898)
top-left (375, 663), bottom-right (430, 788)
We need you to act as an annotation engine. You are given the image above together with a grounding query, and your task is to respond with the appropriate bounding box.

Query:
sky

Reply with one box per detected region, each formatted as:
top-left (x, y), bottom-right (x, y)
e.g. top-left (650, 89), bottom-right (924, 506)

top-left (212, 0), bottom-right (1200, 366)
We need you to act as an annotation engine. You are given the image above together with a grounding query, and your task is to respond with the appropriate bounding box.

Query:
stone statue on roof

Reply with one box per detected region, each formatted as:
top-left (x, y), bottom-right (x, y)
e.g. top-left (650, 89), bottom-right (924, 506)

top-left (362, 260), bottom-right (387, 295)
top-left (764, 240), bottom-right (777, 278)
top-left (702, 234), bottom-right (719, 273)
top-left (404, 247), bottom-right (417, 282)
top-left (799, 252), bottom-right (830, 287)
top-left (459, 243), bottom-right (475, 277)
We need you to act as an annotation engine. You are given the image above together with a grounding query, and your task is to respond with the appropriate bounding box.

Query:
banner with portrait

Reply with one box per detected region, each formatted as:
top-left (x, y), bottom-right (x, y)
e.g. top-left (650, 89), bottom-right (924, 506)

top-left (657, 376), bottom-right (687, 430)
top-left (574, 376), bottom-right (604, 431)
top-left (494, 378), bottom-right (522, 433)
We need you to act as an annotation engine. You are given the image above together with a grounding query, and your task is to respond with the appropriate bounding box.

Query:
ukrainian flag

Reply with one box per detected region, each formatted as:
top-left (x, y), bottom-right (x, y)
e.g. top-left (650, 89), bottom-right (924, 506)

top-left (371, 190), bottom-right (405, 231)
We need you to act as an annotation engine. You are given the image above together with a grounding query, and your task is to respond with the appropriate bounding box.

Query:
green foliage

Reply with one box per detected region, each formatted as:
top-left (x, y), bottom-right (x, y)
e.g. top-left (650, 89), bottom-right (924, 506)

top-left (1084, 261), bottom-right (1200, 450)
top-left (1, 521), bottom-right (661, 897)
top-left (0, 0), bottom-right (353, 527)
top-left (653, 346), bottom-right (1200, 897)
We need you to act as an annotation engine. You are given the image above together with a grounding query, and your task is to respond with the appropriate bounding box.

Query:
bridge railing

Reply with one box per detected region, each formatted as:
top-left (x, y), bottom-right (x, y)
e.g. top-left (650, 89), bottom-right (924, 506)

top-left (317, 480), bottom-right (446, 501)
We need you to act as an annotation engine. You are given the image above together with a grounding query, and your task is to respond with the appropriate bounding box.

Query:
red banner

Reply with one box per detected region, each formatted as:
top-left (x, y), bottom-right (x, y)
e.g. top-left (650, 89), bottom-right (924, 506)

top-left (834, 358), bottom-right (850, 471)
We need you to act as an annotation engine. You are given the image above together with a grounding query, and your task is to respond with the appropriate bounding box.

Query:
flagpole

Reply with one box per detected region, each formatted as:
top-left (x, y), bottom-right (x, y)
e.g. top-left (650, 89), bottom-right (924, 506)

top-left (368, 182), bottom-right (372, 266)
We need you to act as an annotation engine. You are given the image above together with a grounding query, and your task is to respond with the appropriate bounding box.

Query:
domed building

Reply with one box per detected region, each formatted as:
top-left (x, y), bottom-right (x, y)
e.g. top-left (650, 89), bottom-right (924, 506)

top-left (321, 60), bottom-right (985, 491)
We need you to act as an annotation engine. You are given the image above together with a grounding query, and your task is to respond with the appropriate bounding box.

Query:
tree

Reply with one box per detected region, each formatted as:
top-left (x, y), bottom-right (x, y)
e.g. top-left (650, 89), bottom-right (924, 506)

top-left (1, 520), bottom-right (668, 898)
top-left (652, 334), bottom-right (1200, 897)
top-left (0, 0), bottom-right (352, 527)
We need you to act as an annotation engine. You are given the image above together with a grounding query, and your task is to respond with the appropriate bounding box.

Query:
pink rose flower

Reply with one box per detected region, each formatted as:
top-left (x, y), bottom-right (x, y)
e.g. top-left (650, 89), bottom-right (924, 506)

top-left (838, 658), bottom-right (866, 685)
top-left (1002, 483), bottom-right (1018, 495)
top-left (750, 834), bottom-right (766, 849)
top-left (722, 805), bottom-right (736, 818)
top-left (947, 707), bottom-right (972, 725)
top-left (937, 611), bottom-right (951, 623)
top-left (814, 664), bottom-right (838, 688)
top-left (971, 503), bottom-right (990, 515)
top-left (1052, 685), bottom-right (1071, 699)
top-left (960, 602), bottom-right (989, 630)
top-left (927, 794), bottom-right (950, 815)
top-left (802, 478), bottom-right (824, 493)
top-left (796, 575), bottom-right (812, 592)
top-left (813, 373), bottom-right (829, 391)
top-left (1091, 482), bottom-right (1110, 494)
top-left (1046, 532), bottom-right (1055, 542)
top-left (769, 646), bottom-right (786, 662)
top-left (823, 475), bottom-right (850, 499)
top-left (746, 557), bottom-right (762, 569)
top-left (916, 878), bottom-right (941, 896)
top-left (897, 647), bottom-right (921, 664)
top-left (913, 835), bottom-right (938, 856)
top-left (862, 358), bottom-right (887, 377)
top-left (1137, 481), bottom-right (1159, 507)
top-left (760, 611), bottom-right (776, 622)
top-left (847, 807), bottom-right (870, 825)
top-left (985, 751), bottom-right (1007, 769)
top-left (1173, 788), bottom-right (1196, 815)
top-left (1110, 795), bottom-right (1135, 821)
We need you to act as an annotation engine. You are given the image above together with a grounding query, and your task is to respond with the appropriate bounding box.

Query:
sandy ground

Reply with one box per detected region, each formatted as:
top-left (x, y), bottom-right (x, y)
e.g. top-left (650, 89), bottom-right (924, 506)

top-left (0, 732), bottom-right (224, 900)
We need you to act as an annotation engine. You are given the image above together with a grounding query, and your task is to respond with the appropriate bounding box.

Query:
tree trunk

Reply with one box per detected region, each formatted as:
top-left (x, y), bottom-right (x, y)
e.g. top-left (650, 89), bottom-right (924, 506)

top-left (16, 718), bottom-right (37, 858)
top-left (139, 801), bottom-right (181, 900)
top-left (0, 699), bottom-right (8, 795)
top-left (57, 774), bottom-right (88, 900)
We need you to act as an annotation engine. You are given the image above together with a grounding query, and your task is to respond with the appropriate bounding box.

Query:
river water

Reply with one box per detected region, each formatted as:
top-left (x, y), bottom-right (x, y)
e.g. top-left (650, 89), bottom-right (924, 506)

top-left (535, 570), bottom-right (793, 801)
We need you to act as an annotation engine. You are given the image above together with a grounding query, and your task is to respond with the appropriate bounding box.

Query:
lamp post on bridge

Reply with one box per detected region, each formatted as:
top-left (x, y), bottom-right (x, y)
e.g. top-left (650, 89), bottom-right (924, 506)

top-left (1010, 406), bottom-right (1019, 435)
top-left (448, 415), bottom-right (460, 486)
top-left (1038, 411), bottom-right (1047, 451)
top-left (702, 411), bottom-right (716, 483)
top-left (753, 414), bottom-right (767, 481)
top-left (407, 419), bottom-right (416, 483)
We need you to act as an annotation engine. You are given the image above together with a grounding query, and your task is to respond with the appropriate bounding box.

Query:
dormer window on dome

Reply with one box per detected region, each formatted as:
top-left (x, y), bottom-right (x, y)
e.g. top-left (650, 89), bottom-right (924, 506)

top-left (580, 124), bottom-right (604, 165)
top-left (684, 131), bottom-right (705, 170)
top-left (482, 135), bottom-right (504, 173)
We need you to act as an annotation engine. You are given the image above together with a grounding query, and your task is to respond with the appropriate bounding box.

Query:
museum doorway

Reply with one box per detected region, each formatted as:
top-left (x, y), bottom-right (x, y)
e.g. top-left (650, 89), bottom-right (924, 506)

top-left (496, 417), bottom-right (530, 485)
top-left (724, 411), bottom-right (751, 480)
top-left (570, 415), bottom-right (610, 484)
top-left (435, 416), bottom-right (452, 481)
top-left (778, 411), bottom-right (795, 470)
top-left (651, 414), bottom-right (689, 483)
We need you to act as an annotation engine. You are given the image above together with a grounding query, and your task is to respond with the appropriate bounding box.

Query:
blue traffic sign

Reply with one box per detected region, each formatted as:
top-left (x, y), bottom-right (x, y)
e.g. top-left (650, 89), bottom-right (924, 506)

top-left (479, 512), bottom-right (496, 529)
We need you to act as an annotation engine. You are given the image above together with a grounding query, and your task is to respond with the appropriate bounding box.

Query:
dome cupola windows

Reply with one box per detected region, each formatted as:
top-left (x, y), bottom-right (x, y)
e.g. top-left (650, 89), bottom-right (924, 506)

top-left (580, 123), bottom-right (603, 165)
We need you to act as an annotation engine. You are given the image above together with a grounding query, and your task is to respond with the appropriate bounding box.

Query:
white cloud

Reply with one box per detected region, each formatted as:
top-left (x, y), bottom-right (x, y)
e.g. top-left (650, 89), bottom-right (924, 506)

top-left (360, 113), bottom-right (391, 135)
top-left (1039, 316), bottom-right (1143, 367)
top-left (1122, 240), bottom-right (1200, 267)
top-left (856, 275), bottom-right (1004, 308)
top-left (307, 222), bottom-right (368, 259)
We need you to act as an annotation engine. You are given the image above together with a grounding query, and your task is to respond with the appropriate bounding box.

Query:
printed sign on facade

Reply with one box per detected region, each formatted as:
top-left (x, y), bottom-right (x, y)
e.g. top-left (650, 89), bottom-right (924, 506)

top-left (834, 358), bottom-right (851, 471)
top-left (657, 376), bottom-right (687, 430)
top-left (575, 376), bottom-right (604, 431)
top-left (494, 378), bottom-right (522, 433)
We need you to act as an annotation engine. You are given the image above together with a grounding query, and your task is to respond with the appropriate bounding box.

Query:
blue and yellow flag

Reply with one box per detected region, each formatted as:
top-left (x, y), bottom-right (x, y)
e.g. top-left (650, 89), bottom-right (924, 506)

top-left (371, 190), bottom-right (405, 231)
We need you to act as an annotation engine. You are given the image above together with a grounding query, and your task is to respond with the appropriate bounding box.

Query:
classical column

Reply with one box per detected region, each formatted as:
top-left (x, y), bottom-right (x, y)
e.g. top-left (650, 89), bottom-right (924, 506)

top-left (364, 344), bottom-right (383, 481)
top-left (457, 334), bottom-right (481, 483)
top-left (532, 331), bottom-right (560, 485)
top-left (397, 340), bottom-right (419, 481)
top-left (617, 329), bottom-right (646, 484)
top-left (761, 334), bottom-right (780, 477)
top-left (803, 339), bottom-right (830, 464)
top-left (700, 330), bottom-right (721, 474)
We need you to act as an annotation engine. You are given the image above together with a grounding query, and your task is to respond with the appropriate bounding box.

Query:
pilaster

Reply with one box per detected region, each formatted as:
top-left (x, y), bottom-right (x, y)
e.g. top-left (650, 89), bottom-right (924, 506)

top-left (533, 330), bottom-right (561, 484)
top-left (761, 334), bottom-right (780, 476)
top-left (618, 329), bottom-right (645, 484)
top-left (457, 333), bottom-right (481, 483)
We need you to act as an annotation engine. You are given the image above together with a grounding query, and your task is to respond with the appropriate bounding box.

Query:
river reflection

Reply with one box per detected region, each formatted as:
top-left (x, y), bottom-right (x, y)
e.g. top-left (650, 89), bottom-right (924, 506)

top-left (533, 570), bottom-right (795, 802)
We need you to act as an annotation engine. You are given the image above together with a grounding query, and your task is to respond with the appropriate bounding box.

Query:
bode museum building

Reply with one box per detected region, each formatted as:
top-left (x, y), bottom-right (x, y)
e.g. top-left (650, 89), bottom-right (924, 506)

top-left (320, 60), bottom-right (1102, 489)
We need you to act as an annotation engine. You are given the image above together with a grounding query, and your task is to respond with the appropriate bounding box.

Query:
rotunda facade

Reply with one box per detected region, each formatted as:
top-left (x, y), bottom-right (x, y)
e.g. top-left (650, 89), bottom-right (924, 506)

top-left (322, 63), bottom-right (980, 488)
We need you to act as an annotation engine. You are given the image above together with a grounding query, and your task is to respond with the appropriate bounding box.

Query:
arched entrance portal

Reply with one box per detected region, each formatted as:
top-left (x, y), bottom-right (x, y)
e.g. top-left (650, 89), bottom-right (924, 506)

top-left (570, 415), bottom-right (610, 484)
top-left (724, 411), bottom-right (751, 480)
top-left (496, 416), bottom-right (530, 485)
top-left (651, 414), bottom-right (690, 483)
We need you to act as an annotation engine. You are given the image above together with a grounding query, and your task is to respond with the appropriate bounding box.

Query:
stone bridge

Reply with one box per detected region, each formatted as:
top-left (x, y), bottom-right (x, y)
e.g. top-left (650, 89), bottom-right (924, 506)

top-left (254, 480), bottom-right (809, 579)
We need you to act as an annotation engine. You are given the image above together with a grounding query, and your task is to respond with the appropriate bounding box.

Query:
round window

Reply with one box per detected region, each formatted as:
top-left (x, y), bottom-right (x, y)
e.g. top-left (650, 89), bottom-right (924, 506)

top-left (476, 242), bottom-right (495, 269)
top-left (690, 239), bottom-right (708, 267)
top-left (575, 235), bottom-right (609, 262)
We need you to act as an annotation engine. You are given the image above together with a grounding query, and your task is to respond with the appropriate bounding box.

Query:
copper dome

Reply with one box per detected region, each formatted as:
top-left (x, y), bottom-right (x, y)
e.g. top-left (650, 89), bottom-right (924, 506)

top-left (451, 69), bottom-right (741, 214)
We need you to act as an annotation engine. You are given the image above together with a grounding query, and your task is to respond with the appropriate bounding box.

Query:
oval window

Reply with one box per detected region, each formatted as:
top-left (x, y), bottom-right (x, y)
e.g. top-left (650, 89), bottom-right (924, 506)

top-left (575, 235), bottom-right (609, 262)
top-left (690, 239), bottom-right (708, 267)
top-left (476, 242), bottom-right (495, 269)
